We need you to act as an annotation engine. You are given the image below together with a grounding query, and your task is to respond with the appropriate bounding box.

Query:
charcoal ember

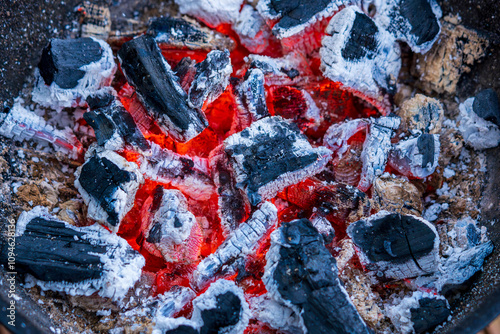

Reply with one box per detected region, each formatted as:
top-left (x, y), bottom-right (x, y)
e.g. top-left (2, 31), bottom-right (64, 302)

top-left (320, 7), bottom-right (401, 98)
top-left (0, 102), bottom-right (83, 159)
top-left (142, 143), bottom-right (215, 201)
top-left (148, 16), bottom-right (234, 51)
top-left (192, 202), bottom-right (277, 290)
top-left (75, 148), bottom-right (144, 232)
top-left (309, 214), bottom-right (335, 243)
top-left (233, 5), bottom-right (273, 53)
top-left (75, 2), bottom-right (112, 40)
top-left (397, 94), bottom-right (444, 135)
top-left (246, 53), bottom-right (308, 86)
top-left (140, 186), bottom-right (201, 263)
top-left (331, 141), bottom-right (364, 186)
top-left (372, 176), bottom-right (423, 216)
top-left (174, 0), bottom-right (244, 27)
top-left (156, 286), bottom-right (197, 318)
top-left (224, 116), bottom-right (332, 206)
top-left (358, 116), bottom-right (401, 191)
top-left (278, 178), bottom-right (371, 224)
top-left (372, 0), bottom-right (442, 53)
top-left (249, 294), bottom-right (305, 333)
top-left (457, 96), bottom-right (500, 150)
top-left (473, 89), bottom-right (500, 126)
top-left (174, 57), bottom-right (198, 93)
top-left (210, 145), bottom-right (250, 234)
top-left (236, 68), bottom-right (270, 122)
top-left (388, 133), bottom-right (440, 179)
top-left (155, 280), bottom-right (250, 334)
top-left (256, 0), bottom-right (341, 39)
top-left (85, 90), bottom-right (150, 152)
top-left (0, 206), bottom-right (144, 300)
top-left (386, 291), bottom-right (450, 334)
top-left (263, 219), bottom-right (371, 334)
top-left (188, 50), bottom-right (232, 109)
top-left (347, 211), bottom-right (440, 279)
top-left (117, 35), bottom-right (208, 142)
top-left (32, 37), bottom-right (116, 110)
top-left (412, 20), bottom-right (489, 95)
top-left (323, 118), bottom-right (369, 156)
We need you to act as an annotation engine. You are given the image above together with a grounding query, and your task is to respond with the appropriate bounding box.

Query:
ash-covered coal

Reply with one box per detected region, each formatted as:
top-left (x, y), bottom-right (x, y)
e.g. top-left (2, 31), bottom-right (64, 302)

top-left (118, 35), bottom-right (208, 142)
top-left (347, 211), bottom-right (439, 279)
top-left (263, 218), bottom-right (371, 334)
top-left (174, 57), bottom-right (197, 93)
top-left (236, 68), bottom-right (270, 122)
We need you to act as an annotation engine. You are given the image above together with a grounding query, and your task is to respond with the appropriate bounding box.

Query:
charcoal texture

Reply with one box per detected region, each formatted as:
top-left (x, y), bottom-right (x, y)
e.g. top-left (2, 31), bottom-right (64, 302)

top-left (78, 155), bottom-right (135, 227)
top-left (348, 213), bottom-right (436, 264)
top-left (84, 109), bottom-right (115, 146)
top-left (267, 0), bottom-right (331, 30)
top-left (238, 68), bottom-right (269, 120)
top-left (165, 326), bottom-right (199, 334)
top-left (341, 12), bottom-right (378, 61)
top-left (200, 292), bottom-right (242, 334)
top-left (398, 0), bottom-right (440, 46)
top-left (148, 17), bottom-right (210, 46)
top-left (473, 89), bottom-right (500, 126)
top-left (38, 38), bottom-right (103, 89)
top-left (410, 297), bottom-right (450, 333)
top-left (0, 218), bottom-right (105, 282)
top-left (273, 219), bottom-right (371, 334)
top-left (118, 35), bottom-right (208, 142)
top-left (417, 133), bottom-right (436, 167)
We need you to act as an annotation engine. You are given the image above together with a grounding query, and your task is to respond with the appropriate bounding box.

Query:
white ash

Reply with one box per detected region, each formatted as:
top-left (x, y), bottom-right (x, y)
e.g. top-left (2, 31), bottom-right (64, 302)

top-left (156, 286), bottom-right (196, 318)
top-left (32, 37), bottom-right (116, 111)
top-left (20, 207), bottom-right (145, 302)
top-left (249, 294), bottom-right (305, 333)
top-left (74, 147), bottom-right (144, 232)
top-left (244, 53), bottom-right (306, 86)
top-left (359, 116), bottom-right (401, 191)
top-left (302, 89), bottom-right (323, 126)
top-left (234, 5), bottom-right (271, 54)
top-left (0, 101), bottom-right (83, 159)
top-left (174, 0), bottom-right (244, 27)
top-left (310, 213), bottom-right (335, 241)
top-left (457, 97), bottom-right (500, 150)
top-left (320, 7), bottom-right (401, 97)
top-left (141, 143), bottom-right (215, 201)
top-left (191, 202), bottom-right (277, 290)
top-left (236, 68), bottom-right (269, 122)
top-left (323, 118), bottom-right (369, 156)
top-left (423, 203), bottom-right (448, 222)
top-left (388, 134), bottom-right (440, 179)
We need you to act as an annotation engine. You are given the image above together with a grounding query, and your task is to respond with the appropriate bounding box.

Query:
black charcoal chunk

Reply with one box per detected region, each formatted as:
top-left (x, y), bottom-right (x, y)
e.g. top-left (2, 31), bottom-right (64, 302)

top-left (85, 92), bottom-right (150, 152)
top-left (238, 68), bottom-right (269, 121)
top-left (224, 116), bottom-right (331, 206)
top-left (1, 217), bottom-right (105, 282)
top-left (189, 50), bottom-right (232, 109)
top-left (118, 35), bottom-right (208, 142)
top-left (38, 38), bottom-right (103, 89)
top-left (266, 219), bottom-right (371, 334)
top-left (473, 89), bottom-right (500, 126)
top-left (200, 292), bottom-right (241, 334)
top-left (75, 150), bottom-right (143, 232)
top-left (417, 133), bottom-right (435, 167)
top-left (165, 326), bottom-right (199, 334)
top-left (347, 212), bottom-right (439, 279)
top-left (397, 0), bottom-right (440, 47)
top-left (410, 297), bottom-right (450, 333)
top-left (174, 57), bottom-right (197, 93)
top-left (341, 12), bottom-right (378, 61)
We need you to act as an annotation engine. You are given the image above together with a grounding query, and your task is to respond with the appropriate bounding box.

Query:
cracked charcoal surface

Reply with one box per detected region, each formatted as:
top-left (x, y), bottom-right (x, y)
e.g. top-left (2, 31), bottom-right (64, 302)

top-left (200, 291), bottom-right (241, 334)
top-left (78, 155), bottom-right (134, 227)
top-left (348, 213), bottom-right (436, 264)
top-left (273, 219), bottom-right (371, 334)
top-left (397, 0), bottom-right (440, 46)
top-left (341, 12), bottom-right (378, 61)
top-left (38, 38), bottom-right (103, 89)
top-left (473, 89), bottom-right (500, 126)
top-left (417, 133), bottom-right (436, 167)
top-left (267, 0), bottom-right (332, 30)
top-left (118, 35), bottom-right (207, 142)
top-left (148, 17), bottom-right (210, 45)
top-left (0, 218), bottom-right (105, 282)
top-left (239, 69), bottom-right (269, 120)
top-left (84, 109), bottom-right (115, 146)
top-left (410, 297), bottom-right (451, 333)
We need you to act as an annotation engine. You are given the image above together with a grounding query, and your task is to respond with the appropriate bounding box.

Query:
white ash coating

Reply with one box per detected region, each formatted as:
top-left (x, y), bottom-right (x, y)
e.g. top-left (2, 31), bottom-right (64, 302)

top-left (175, 0), bottom-right (244, 27)
top-left (457, 97), bottom-right (500, 150)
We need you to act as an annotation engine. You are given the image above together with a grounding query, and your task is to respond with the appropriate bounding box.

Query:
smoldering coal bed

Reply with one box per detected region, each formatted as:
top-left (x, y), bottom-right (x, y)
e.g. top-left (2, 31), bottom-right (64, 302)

top-left (0, 0), bottom-right (499, 333)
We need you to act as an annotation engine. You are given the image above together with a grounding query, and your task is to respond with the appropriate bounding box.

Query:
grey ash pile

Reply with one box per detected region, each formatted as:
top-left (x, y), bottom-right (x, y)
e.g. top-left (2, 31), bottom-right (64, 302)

top-left (0, 0), bottom-right (499, 333)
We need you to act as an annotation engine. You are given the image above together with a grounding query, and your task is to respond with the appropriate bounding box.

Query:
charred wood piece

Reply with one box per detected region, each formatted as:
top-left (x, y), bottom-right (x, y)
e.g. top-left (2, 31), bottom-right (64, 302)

top-left (142, 143), bottom-right (215, 201)
top-left (85, 90), bottom-right (150, 152)
top-left (0, 102), bottom-right (83, 159)
top-left (263, 219), bottom-right (371, 334)
top-left (174, 57), bottom-right (197, 93)
top-left (148, 16), bottom-right (234, 51)
top-left (156, 286), bottom-right (196, 319)
top-left (174, 0), bottom-right (244, 27)
top-left (234, 5), bottom-right (272, 54)
top-left (75, 148), bottom-right (143, 232)
top-left (188, 50), bottom-right (232, 109)
top-left (192, 202), bottom-right (277, 290)
top-left (237, 68), bottom-right (270, 122)
top-left (0, 207), bottom-right (144, 300)
top-left (33, 37), bottom-right (116, 110)
top-left (347, 211), bottom-right (439, 279)
top-left (155, 280), bottom-right (250, 334)
top-left (473, 89), bottom-right (500, 126)
top-left (320, 8), bottom-right (401, 97)
top-left (118, 35), bottom-right (208, 142)
top-left (140, 187), bottom-right (200, 263)
top-left (388, 133), bottom-right (440, 179)
top-left (397, 94), bottom-right (444, 135)
top-left (224, 116), bottom-right (332, 206)
top-left (75, 2), bottom-right (112, 40)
